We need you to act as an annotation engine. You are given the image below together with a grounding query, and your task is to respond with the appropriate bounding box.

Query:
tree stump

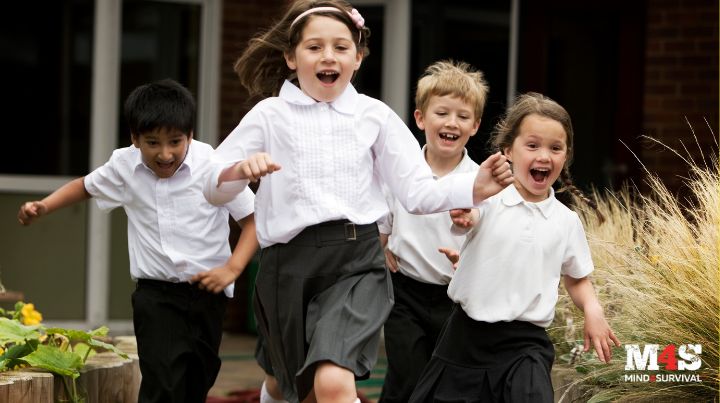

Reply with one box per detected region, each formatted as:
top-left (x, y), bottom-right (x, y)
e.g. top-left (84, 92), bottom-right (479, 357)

top-left (0, 371), bottom-right (53, 403)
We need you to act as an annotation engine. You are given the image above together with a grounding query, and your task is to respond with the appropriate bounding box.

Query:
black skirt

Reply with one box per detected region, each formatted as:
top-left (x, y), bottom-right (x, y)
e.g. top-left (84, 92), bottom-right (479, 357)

top-left (409, 305), bottom-right (555, 403)
top-left (253, 221), bottom-right (392, 403)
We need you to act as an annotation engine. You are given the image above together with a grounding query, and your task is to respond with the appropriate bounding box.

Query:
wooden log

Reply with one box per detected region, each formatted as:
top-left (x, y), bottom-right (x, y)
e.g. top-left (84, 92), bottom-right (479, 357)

top-left (121, 355), bottom-right (140, 403)
top-left (0, 372), bottom-right (32, 403)
top-left (16, 370), bottom-right (53, 403)
top-left (87, 352), bottom-right (133, 403)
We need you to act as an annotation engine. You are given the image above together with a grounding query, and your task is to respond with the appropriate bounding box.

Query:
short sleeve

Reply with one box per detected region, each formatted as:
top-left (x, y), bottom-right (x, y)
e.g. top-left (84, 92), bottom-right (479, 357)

top-left (83, 150), bottom-right (127, 211)
top-left (560, 213), bottom-right (594, 278)
top-left (224, 187), bottom-right (255, 221)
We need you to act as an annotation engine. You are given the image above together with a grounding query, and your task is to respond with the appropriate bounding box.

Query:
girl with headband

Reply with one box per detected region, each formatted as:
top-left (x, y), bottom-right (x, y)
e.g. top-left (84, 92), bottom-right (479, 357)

top-left (204, 1), bottom-right (514, 402)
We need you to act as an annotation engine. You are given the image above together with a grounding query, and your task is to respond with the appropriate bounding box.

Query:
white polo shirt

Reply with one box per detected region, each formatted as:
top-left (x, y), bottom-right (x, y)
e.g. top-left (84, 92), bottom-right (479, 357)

top-left (448, 185), bottom-right (594, 327)
top-left (84, 140), bottom-right (255, 297)
top-left (378, 148), bottom-right (479, 285)
top-left (205, 81), bottom-right (478, 248)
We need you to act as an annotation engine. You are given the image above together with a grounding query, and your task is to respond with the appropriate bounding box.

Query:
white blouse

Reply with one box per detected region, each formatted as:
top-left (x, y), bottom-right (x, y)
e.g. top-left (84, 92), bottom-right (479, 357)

top-left (448, 185), bottom-right (594, 327)
top-left (206, 81), bottom-right (477, 247)
top-left (85, 140), bottom-right (255, 297)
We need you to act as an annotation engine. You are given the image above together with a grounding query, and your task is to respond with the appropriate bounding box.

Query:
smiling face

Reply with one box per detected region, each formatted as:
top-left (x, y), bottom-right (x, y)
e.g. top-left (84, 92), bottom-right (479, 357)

top-left (415, 94), bottom-right (480, 163)
top-left (504, 114), bottom-right (568, 202)
top-left (284, 15), bottom-right (362, 102)
top-left (131, 128), bottom-right (191, 178)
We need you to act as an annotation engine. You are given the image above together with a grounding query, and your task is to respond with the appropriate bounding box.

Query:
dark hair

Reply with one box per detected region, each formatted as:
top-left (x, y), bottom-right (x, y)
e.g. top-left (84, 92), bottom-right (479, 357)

top-left (492, 92), bottom-right (604, 221)
top-left (234, 0), bottom-right (371, 98)
top-left (124, 78), bottom-right (196, 137)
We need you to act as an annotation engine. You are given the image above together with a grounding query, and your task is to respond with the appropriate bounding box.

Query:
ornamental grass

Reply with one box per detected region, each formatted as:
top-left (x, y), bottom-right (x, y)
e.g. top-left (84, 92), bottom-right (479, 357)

top-left (551, 134), bottom-right (719, 402)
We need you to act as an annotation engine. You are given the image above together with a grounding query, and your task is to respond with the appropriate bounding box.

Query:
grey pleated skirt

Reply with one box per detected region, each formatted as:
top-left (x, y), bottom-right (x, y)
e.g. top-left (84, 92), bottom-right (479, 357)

top-left (253, 221), bottom-right (392, 403)
top-left (409, 305), bottom-right (555, 403)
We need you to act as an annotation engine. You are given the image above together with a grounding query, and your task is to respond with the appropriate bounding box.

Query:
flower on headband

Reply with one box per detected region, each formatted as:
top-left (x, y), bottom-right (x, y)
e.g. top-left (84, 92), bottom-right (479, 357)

top-left (349, 8), bottom-right (365, 29)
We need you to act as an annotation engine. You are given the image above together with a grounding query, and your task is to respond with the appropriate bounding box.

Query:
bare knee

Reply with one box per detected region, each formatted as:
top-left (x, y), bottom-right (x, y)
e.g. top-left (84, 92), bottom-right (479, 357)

top-left (313, 362), bottom-right (356, 403)
top-left (265, 375), bottom-right (283, 400)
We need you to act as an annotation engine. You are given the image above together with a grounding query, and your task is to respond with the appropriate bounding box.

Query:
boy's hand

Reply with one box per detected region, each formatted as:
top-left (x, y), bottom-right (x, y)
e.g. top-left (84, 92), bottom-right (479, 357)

top-left (473, 152), bottom-right (513, 204)
top-left (450, 208), bottom-right (475, 228)
top-left (384, 247), bottom-right (399, 273)
top-left (583, 304), bottom-right (621, 363)
top-left (438, 247), bottom-right (460, 270)
top-left (18, 201), bottom-right (48, 226)
top-left (190, 266), bottom-right (239, 294)
top-left (233, 152), bottom-right (281, 183)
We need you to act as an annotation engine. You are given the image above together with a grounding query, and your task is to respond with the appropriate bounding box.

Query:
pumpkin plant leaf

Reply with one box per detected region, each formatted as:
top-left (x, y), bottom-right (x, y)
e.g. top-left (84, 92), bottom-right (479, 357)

top-left (22, 344), bottom-right (83, 378)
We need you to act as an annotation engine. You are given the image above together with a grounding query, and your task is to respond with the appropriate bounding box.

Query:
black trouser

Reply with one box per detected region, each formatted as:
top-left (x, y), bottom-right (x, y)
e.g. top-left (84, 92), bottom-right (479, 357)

top-left (132, 279), bottom-right (227, 403)
top-left (379, 271), bottom-right (452, 403)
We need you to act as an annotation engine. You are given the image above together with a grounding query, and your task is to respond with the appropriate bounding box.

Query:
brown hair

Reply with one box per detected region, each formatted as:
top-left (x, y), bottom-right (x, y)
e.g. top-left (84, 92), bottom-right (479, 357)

top-left (234, 0), bottom-right (371, 99)
top-left (414, 60), bottom-right (489, 121)
top-left (492, 92), bottom-right (604, 221)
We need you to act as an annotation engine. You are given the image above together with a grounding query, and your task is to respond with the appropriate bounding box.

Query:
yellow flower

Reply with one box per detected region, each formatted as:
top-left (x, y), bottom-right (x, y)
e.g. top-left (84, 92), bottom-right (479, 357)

top-left (20, 303), bottom-right (43, 326)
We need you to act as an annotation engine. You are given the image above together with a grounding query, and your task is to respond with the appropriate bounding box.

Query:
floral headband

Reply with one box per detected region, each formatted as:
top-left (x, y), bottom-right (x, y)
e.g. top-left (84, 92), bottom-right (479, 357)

top-left (290, 6), bottom-right (365, 42)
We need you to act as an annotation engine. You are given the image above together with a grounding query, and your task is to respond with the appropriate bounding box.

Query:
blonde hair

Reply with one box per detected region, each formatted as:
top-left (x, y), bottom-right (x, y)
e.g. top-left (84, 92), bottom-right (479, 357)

top-left (415, 60), bottom-right (489, 121)
top-left (234, 0), bottom-right (371, 99)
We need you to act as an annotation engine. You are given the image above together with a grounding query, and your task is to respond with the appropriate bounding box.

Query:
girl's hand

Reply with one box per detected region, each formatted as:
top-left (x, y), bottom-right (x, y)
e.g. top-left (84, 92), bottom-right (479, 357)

top-left (18, 201), bottom-right (48, 226)
top-left (583, 304), bottom-right (621, 363)
top-left (473, 152), bottom-right (513, 204)
top-left (438, 247), bottom-right (460, 269)
top-left (234, 152), bottom-right (282, 182)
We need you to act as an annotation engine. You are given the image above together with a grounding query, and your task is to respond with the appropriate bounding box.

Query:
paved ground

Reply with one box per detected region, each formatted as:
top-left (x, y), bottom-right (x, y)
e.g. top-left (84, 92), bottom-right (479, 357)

top-left (209, 332), bottom-right (385, 402)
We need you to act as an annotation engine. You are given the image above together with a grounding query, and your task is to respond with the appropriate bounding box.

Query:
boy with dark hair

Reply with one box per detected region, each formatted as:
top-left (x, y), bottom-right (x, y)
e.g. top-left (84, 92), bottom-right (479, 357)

top-left (18, 78), bottom-right (258, 403)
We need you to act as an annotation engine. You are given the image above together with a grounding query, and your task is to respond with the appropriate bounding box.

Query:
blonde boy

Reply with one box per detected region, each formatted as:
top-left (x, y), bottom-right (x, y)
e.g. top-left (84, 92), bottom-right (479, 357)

top-left (377, 60), bottom-right (489, 403)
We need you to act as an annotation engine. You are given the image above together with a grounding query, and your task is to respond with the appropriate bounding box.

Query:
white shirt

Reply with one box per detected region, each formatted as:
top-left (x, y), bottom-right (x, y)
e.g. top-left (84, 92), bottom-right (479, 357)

top-left (84, 140), bottom-right (255, 297)
top-left (378, 148), bottom-right (479, 285)
top-left (448, 185), bottom-right (594, 327)
top-left (206, 81), bottom-right (477, 248)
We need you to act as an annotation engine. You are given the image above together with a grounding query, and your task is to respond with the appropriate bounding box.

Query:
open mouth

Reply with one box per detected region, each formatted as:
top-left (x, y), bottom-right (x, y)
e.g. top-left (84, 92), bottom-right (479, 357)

top-left (439, 133), bottom-right (459, 142)
top-left (530, 168), bottom-right (550, 182)
top-left (317, 71), bottom-right (339, 84)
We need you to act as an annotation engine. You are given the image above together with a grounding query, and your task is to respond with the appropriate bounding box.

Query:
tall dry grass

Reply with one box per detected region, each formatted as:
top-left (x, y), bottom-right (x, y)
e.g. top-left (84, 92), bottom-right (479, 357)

top-left (552, 140), bottom-right (719, 402)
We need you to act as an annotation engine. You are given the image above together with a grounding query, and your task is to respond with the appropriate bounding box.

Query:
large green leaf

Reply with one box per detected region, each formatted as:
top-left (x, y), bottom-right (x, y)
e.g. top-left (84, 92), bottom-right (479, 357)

top-left (0, 318), bottom-right (40, 344)
top-left (23, 344), bottom-right (82, 378)
top-left (0, 339), bottom-right (39, 370)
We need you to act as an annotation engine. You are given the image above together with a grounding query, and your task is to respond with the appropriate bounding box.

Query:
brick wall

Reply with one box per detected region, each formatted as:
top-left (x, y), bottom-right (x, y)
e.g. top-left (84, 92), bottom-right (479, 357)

top-left (219, 0), bottom-right (290, 143)
top-left (642, 0), bottom-right (718, 191)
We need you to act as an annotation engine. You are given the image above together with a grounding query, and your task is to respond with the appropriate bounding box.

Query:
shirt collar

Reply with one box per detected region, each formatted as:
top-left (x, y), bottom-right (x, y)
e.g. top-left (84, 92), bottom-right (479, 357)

top-left (421, 146), bottom-right (471, 179)
top-left (278, 80), bottom-right (358, 115)
top-left (501, 184), bottom-right (556, 219)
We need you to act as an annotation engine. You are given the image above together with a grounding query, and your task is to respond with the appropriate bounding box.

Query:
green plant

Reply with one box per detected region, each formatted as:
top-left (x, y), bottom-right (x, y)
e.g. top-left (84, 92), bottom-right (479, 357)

top-left (0, 301), bottom-right (128, 403)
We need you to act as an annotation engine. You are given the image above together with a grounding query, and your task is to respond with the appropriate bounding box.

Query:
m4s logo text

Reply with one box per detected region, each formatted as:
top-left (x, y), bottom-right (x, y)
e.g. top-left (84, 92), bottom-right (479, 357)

top-left (625, 344), bottom-right (702, 371)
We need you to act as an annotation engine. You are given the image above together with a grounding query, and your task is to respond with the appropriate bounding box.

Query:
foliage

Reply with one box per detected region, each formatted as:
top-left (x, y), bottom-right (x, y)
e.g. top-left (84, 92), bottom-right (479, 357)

top-left (0, 301), bottom-right (128, 402)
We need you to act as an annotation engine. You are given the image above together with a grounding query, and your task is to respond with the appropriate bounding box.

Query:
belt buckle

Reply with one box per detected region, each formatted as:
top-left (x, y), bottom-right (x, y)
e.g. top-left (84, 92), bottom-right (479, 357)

top-left (344, 223), bottom-right (357, 241)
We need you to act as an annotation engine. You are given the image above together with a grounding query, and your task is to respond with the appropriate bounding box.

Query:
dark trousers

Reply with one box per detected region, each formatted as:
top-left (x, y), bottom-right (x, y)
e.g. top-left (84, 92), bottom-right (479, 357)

top-left (132, 279), bottom-right (227, 403)
top-left (379, 271), bottom-right (453, 403)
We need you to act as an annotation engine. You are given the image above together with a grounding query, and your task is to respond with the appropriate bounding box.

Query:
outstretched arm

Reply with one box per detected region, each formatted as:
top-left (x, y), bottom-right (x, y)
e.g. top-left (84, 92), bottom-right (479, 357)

top-left (191, 214), bottom-right (260, 294)
top-left (18, 177), bottom-right (91, 226)
top-left (473, 152), bottom-right (513, 205)
top-left (564, 276), bottom-right (621, 363)
top-left (218, 152), bottom-right (282, 185)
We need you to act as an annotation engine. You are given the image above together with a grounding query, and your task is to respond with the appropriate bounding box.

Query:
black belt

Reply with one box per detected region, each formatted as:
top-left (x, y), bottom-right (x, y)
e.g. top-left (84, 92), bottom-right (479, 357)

top-left (288, 220), bottom-right (378, 246)
top-left (137, 278), bottom-right (194, 290)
